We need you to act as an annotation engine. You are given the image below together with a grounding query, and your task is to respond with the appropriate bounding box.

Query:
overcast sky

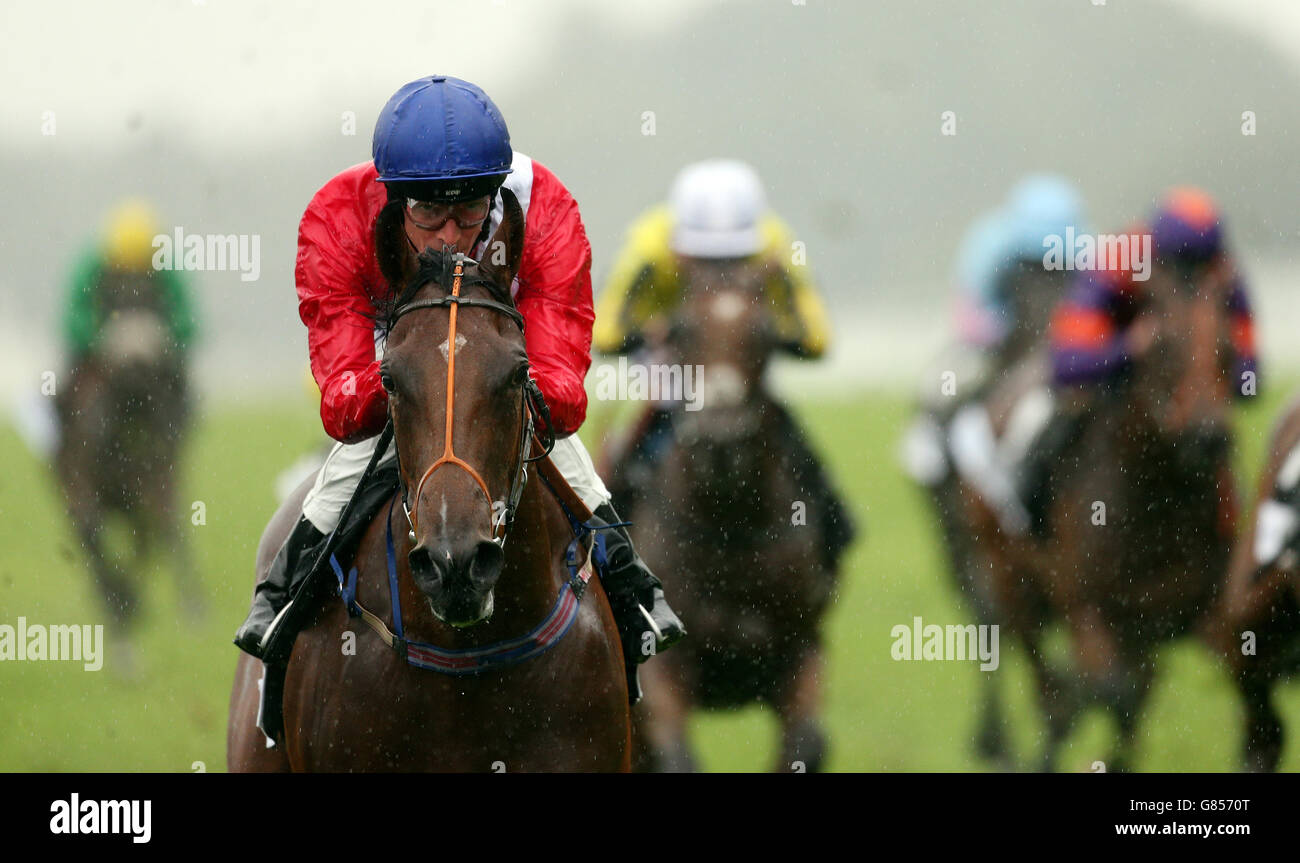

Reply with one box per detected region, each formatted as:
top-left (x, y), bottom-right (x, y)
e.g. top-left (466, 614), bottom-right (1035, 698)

top-left (4, 0), bottom-right (1298, 151)
top-left (2, 0), bottom-right (1298, 402)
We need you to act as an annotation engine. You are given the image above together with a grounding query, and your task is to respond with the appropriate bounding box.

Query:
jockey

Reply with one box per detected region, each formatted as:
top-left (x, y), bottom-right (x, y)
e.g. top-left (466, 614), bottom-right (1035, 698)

top-left (902, 175), bottom-right (1084, 493)
top-left (594, 159), bottom-right (830, 358)
top-left (1005, 187), bottom-right (1259, 536)
top-left (234, 76), bottom-right (684, 698)
top-left (593, 159), bottom-right (855, 572)
top-left (953, 175), bottom-right (1087, 362)
top-left (63, 199), bottom-right (197, 362)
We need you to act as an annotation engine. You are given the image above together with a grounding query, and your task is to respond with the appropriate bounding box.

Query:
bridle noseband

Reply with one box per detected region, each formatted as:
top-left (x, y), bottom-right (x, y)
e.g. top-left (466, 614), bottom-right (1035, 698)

top-left (389, 253), bottom-right (555, 550)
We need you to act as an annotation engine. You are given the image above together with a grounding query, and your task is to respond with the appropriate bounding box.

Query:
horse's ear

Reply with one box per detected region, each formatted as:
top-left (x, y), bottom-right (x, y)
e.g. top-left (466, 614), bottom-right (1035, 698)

top-left (480, 187), bottom-right (525, 293)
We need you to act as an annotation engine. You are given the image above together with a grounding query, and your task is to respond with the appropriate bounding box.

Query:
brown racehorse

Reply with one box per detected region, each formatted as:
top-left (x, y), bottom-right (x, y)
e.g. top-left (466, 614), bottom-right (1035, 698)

top-left (622, 258), bottom-right (837, 772)
top-left (967, 262), bottom-right (1239, 772)
top-left (54, 269), bottom-right (198, 641)
top-left (1205, 395), bottom-right (1300, 771)
top-left (909, 263), bottom-right (1071, 764)
top-left (228, 193), bottom-right (629, 772)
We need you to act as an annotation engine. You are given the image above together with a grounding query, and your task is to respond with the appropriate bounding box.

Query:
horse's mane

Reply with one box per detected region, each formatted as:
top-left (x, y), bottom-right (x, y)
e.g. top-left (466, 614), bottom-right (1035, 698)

top-left (373, 244), bottom-right (513, 339)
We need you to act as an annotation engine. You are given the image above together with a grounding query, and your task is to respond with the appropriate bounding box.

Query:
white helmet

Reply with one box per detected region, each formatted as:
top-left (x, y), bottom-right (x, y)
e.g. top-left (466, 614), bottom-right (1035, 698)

top-left (669, 159), bottom-right (766, 258)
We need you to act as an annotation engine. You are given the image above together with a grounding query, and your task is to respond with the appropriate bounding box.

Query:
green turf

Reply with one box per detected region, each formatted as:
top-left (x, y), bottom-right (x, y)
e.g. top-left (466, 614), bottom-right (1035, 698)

top-left (1, 383), bottom-right (1297, 772)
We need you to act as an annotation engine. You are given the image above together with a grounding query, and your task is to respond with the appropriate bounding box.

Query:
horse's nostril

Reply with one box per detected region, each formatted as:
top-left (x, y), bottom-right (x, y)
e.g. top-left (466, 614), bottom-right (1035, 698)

top-left (411, 541), bottom-right (501, 587)
top-left (408, 545), bottom-right (442, 581)
top-left (471, 540), bottom-right (505, 582)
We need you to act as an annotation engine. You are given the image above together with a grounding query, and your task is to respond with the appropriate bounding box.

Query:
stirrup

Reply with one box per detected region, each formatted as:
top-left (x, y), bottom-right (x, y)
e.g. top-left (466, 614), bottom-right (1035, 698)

top-left (256, 598), bottom-right (298, 662)
top-left (639, 587), bottom-right (685, 653)
top-left (639, 604), bottom-right (663, 642)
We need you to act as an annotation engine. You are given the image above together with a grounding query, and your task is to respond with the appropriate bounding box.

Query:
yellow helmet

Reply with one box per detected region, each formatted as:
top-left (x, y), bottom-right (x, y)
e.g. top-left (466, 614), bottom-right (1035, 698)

top-left (102, 199), bottom-right (162, 271)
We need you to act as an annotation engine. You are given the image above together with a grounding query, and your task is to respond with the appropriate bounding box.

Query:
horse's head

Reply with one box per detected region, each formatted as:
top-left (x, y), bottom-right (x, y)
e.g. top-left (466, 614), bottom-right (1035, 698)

top-left (93, 270), bottom-right (183, 408)
top-left (1124, 255), bottom-right (1236, 464)
top-left (380, 190), bottom-right (530, 627)
top-left (667, 257), bottom-right (777, 444)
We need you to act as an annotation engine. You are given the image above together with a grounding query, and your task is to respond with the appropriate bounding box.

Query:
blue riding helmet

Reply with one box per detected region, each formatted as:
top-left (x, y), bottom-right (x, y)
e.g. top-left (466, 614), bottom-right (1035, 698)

top-left (954, 175), bottom-right (1086, 347)
top-left (373, 76), bottom-right (513, 202)
top-left (955, 210), bottom-right (1017, 344)
top-left (957, 211), bottom-right (1014, 304)
top-left (1002, 174), bottom-right (1085, 262)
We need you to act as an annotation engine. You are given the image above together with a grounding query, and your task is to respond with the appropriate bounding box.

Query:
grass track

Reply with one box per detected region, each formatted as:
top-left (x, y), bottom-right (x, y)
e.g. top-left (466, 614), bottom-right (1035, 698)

top-left (1, 382), bottom-right (1297, 772)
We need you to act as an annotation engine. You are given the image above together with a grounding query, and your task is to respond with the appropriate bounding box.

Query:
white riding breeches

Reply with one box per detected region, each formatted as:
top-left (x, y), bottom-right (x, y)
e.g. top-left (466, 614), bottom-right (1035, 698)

top-left (301, 431), bottom-right (610, 534)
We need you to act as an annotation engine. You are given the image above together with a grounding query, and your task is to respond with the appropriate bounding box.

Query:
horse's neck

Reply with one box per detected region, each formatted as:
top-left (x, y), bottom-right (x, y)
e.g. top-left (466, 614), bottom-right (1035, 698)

top-left (501, 475), bottom-right (571, 599)
top-left (672, 395), bottom-right (785, 521)
top-left (1091, 405), bottom-right (1222, 508)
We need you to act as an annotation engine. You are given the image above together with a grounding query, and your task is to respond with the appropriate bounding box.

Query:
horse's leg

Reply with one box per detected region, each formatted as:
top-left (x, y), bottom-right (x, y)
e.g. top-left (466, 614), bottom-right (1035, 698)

top-left (1203, 561), bottom-right (1286, 773)
top-left (154, 464), bottom-right (204, 622)
top-left (1238, 667), bottom-right (1284, 773)
top-left (937, 487), bottom-right (1011, 765)
top-left (75, 515), bottom-right (138, 629)
top-left (1063, 602), bottom-right (1145, 773)
top-left (56, 421), bottom-right (134, 629)
top-left (974, 666), bottom-right (1015, 769)
top-left (636, 653), bottom-right (698, 772)
top-left (772, 645), bottom-right (828, 773)
top-left (131, 505), bottom-right (152, 566)
top-left (970, 617), bottom-right (1014, 768)
top-left (966, 559), bottom-right (1017, 767)
top-left (1022, 628), bottom-right (1081, 773)
top-left (1104, 654), bottom-right (1155, 774)
top-left (73, 512), bottom-right (145, 678)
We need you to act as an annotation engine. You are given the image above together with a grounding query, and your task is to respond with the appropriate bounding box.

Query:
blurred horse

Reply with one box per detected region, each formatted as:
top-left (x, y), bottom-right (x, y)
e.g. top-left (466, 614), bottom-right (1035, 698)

top-left (54, 268), bottom-right (197, 637)
top-left (967, 261), bottom-right (1238, 771)
top-left (625, 258), bottom-right (837, 772)
top-left (228, 196), bottom-right (629, 772)
top-left (1205, 396), bottom-right (1300, 771)
top-left (907, 263), bottom-right (1070, 763)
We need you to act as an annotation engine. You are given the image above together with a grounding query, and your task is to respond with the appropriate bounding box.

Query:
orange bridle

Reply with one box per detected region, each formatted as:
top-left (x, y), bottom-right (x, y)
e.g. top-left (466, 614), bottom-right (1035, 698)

top-left (390, 254), bottom-right (546, 548)
top-left (410, 259), bottom-right (492, 528)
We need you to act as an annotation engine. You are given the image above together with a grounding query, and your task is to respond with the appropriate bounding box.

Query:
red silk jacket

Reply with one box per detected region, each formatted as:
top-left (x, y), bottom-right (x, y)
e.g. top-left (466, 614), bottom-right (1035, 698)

top-left (295, 154), bottom-right (594, 443)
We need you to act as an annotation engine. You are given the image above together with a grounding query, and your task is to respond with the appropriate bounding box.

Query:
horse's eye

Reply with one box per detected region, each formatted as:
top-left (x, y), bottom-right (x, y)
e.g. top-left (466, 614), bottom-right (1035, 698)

top-left (380, 371), bottom-right (395, 393)
top-left (502, 364), bottom-right (530, 391)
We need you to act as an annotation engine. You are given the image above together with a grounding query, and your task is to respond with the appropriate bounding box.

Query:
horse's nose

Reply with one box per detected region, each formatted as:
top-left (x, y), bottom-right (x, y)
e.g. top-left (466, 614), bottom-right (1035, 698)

top-left (409, 539), bottom-right (505, 627)
top-left (408, 539), bottom-right (504, 590)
